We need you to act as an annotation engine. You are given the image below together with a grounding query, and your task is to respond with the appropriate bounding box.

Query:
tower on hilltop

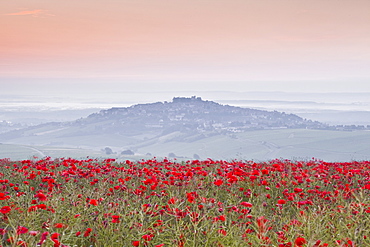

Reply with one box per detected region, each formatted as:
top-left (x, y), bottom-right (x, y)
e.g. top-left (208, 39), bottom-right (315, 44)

top-left (172, 96), bottom-right (202, 103)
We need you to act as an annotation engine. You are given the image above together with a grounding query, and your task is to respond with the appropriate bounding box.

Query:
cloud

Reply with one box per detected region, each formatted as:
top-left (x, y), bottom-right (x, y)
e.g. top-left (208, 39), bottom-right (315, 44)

top-left (5, 9), bottom-right (54, 18)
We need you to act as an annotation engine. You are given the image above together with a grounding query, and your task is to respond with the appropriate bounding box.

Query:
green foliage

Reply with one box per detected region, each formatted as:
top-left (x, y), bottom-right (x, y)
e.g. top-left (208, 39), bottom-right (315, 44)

top-left (0, 158), bottom-right (369, 246)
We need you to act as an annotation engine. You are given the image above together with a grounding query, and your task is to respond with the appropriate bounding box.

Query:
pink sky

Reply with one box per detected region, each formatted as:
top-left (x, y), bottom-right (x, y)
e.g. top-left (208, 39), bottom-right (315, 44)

top-left (1, 0), bottom-right (370, 92)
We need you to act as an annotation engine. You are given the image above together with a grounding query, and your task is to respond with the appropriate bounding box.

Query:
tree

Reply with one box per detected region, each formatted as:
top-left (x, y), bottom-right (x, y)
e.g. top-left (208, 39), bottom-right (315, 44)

top-left (104, 147), bottom-right (113, 155)
top-left (168, 153), bottom-right (176, 158)
top-left (121, 149), bottom-right (134, 155)
top-left (193, 154), bottom-right (200, 160)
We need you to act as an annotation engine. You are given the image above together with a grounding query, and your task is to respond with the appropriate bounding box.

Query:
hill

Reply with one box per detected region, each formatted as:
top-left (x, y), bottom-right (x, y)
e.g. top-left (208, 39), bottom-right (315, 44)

top-left (0, 96), bottom-right (324, 142)
top-left (3, 96), bottom-right (370, 161)
top-left (84, 96), bottom-right (325, 133)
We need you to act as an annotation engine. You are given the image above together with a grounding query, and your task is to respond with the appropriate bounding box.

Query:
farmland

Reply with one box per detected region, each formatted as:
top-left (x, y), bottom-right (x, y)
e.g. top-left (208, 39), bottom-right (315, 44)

top-left (0, 157), bottom-right (369, 246)
top-left (3, 128), bottom-right (370, 162)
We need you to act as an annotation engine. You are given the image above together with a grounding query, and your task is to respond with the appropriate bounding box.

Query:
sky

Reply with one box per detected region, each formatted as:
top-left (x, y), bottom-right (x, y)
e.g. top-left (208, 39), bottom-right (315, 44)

top-left (1, 0), bottom-right (370, 95)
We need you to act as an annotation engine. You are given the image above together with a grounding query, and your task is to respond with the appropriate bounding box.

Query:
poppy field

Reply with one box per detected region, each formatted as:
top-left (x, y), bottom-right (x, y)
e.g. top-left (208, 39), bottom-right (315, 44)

top-left (0, 157), bottom-right (369, 246)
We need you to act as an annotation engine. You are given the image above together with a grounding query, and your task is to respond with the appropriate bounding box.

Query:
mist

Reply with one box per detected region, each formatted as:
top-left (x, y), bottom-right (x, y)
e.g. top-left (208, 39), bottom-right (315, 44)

top-left (1, 77), bottom-right (370, 126)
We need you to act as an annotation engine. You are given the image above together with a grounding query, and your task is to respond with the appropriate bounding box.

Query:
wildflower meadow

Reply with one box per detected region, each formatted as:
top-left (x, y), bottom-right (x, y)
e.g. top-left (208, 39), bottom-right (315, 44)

top-left (0, 157), bottom-right (369, 246)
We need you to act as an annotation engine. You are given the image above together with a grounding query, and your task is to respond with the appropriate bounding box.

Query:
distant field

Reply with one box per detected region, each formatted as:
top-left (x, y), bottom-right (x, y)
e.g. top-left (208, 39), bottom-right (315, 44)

top-left (0, 144), bottom-right (150, 161)
top-left (2, 129), bottom-right (370, 161)
top-left (0, 144), bottom-right (101, 160)
top-left (134, 129), bottom-right (370, 161)
top-left (0, 144), bottom-right (42, 160)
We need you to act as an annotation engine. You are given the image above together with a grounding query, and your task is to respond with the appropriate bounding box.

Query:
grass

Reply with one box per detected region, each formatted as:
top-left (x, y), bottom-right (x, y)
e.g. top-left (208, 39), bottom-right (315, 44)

top-left (0, 144), bottom-right (41, 160)
top-left (3, 129), bottom-right (370, 161)
top-left (135, 129), bottom-right (370, 161)
top-left (0, 158), bottom-right (369, 246)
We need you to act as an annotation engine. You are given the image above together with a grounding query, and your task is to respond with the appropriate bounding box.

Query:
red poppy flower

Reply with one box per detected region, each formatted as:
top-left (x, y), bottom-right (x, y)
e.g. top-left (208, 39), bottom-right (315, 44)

top-left (35, 193), bottom-right (47, 201)
top-left (295, 237), bottom-right (306, 246)
top-left (142, 234), bottom-right (153, 241)
top-left (84, 228), bottom-right (92, 237)
top-left (0, 228), bottom-right (7, 235)
top-left (51, 232), bottom-right (60, 240)
top-left (89, 199), bottom-right (98, 206)
top-left (0, 206), bottom-right (11, 214)
top-left (53, 223), bottom-right (66, 228)
top-left (112, 215), bottom-right (120, 223)
top-left (16, 240), bottom-right (27, 247)
top-left (277, 199), bottom-right (286, 205)
top-left (0, 193), bottom-right (10, 200)
top-left (27, 207), bottom-right (37, 213)
top-left (214, 179), bottom-right (223, 186)
top-left (186, 194), bottom-right (196, 203)
top-left (38, 231), bottom-right (49, 246)
top-left (37, 204), bottom-right (47, 210)
top-left (29, 230), bottom-right (39, 236)
top-left (16, 226), bottom-right (29, 235)
top-left (50, 232), bottom-right (61, 246)
top-left (168, 197), bottom-right (177, 204)
top-left (132, 241), bottom-right (140, 246)
top-left (240, 202), bottom-right (253, 207)
top-left (294, 188), bottom-right (303, 193)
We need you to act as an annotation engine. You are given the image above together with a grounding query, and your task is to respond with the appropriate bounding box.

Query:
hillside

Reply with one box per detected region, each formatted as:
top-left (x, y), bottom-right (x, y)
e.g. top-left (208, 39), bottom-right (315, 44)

top-left (83, 96), bottom-right (325, 133)
top-left (5, 96), bottom-right (370, 161)
top-left (0, 97), bottom-right (325, 142)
